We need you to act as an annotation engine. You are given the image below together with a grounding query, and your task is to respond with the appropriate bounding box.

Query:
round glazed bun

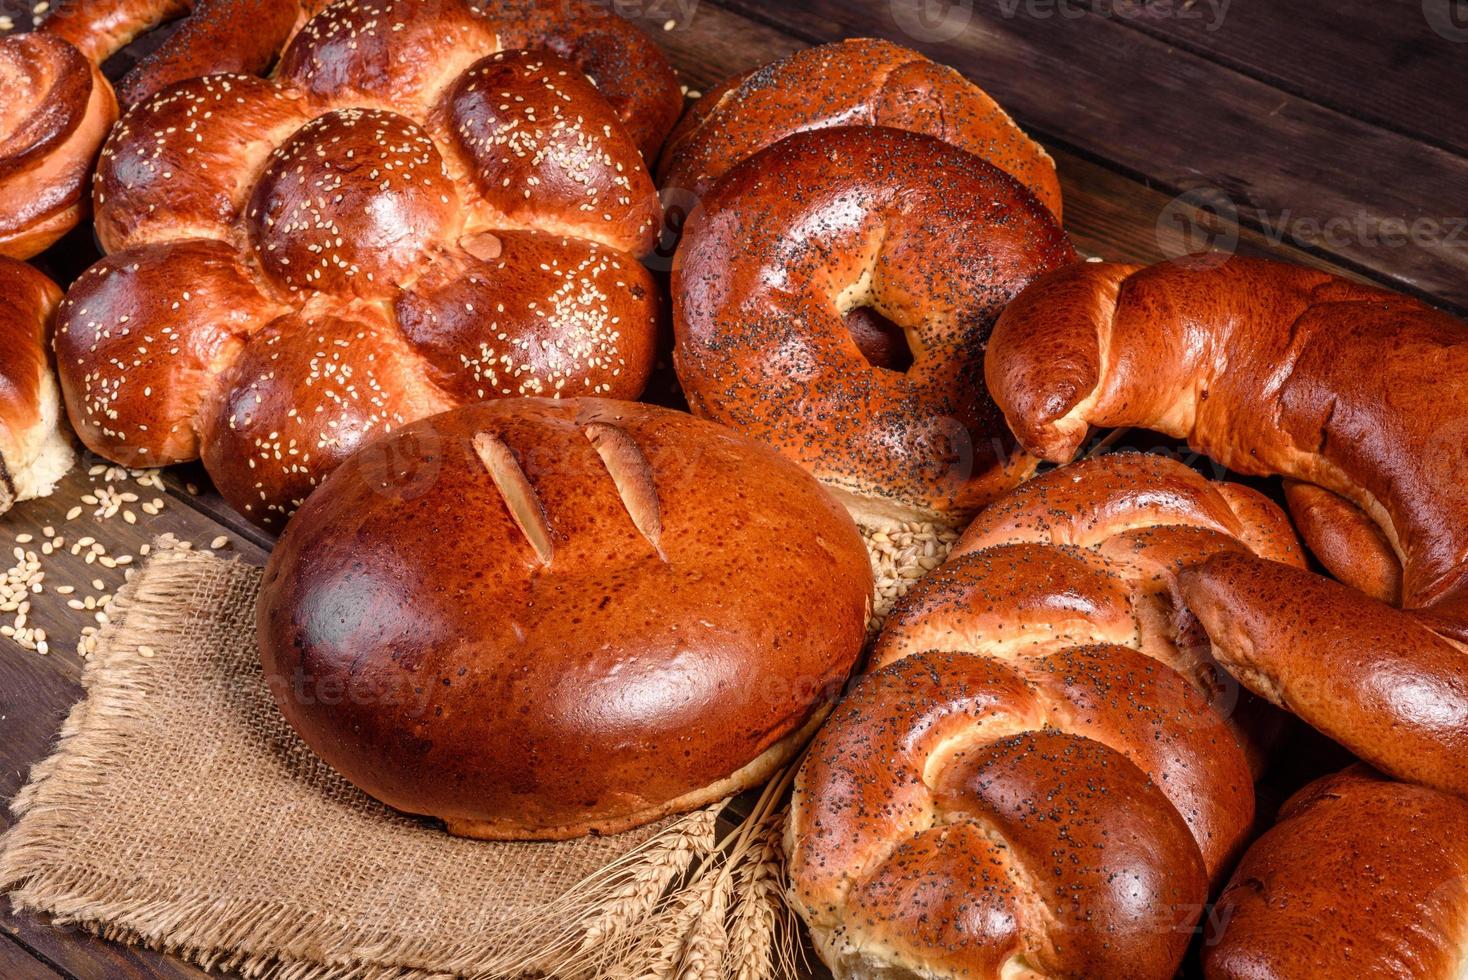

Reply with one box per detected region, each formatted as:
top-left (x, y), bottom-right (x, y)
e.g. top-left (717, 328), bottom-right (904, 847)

top-left (673, 126), bottom-right (1075, 525)
top-left (0, 259), bottom-right (76, 509)
top-left (658, 37), bottom-right (1061, 220)
top-left (257, 398), bottom-right (873, 840)
top-left (1206, 767), bottom-right (1468, 980)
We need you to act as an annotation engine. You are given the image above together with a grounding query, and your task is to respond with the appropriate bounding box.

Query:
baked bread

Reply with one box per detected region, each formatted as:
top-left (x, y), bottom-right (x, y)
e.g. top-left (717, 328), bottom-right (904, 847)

top-left (0, 259), bottom-right (76, 509)
top-left (1282, 479), bottom-right (1403, 604)
top-left (787, 452), bottom-right (1285, 980)
top-left (658, 38), bottom-right (1061, 220)
top-left (986, 256), bottom-right (1468, 618)
top-left (1, 0), bottom-right (319, 259)
top-left (941, 450), bottom-right (1304, 775)
top-left (673, 125), bottom-right (1075, 525)
top-left (56, 0), bottom-right (682, 529)
top-left (258, 398), bottom-right (873, 840)
top-left (0, 33), bottom-right (117, 259)
top-left (984, 255), bottom-right (1468, 795)
top-left (1205, 767), bottom-right (1468, 980)
top-left (38, 0), bottom-right (316, 109)
top-left (1180, 554), bottom-right (1468, 798)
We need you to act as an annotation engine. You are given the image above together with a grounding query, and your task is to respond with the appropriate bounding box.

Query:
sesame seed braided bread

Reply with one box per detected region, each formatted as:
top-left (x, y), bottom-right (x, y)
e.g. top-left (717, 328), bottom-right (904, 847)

top-left (788, 452), bottom-right (1303, 979)
top-left (2, 0), bottom-right (321, 258)
top-left (54, 0), bottom-right (682, 528)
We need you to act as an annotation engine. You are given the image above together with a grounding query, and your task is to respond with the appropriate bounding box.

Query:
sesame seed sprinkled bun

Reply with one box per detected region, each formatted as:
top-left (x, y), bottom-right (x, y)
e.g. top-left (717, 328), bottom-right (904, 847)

top-left (56, 0), bottom-right (682, 530)
top-left (3, 0), bottom-right (320, 258)
top-left (258, 397), bottom-right (873, 840)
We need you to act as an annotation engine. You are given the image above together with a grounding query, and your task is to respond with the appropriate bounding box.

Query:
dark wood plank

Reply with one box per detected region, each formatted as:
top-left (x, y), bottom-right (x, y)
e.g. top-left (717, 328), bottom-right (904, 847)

top-left (708, 0), bottom-right (1468, 311)
top-left (2, 901), bottom-right (214, 980)
top-left (1094, 0), bottom-right (1468, 158)
top-left (0, 932), bottom-right (66, 979)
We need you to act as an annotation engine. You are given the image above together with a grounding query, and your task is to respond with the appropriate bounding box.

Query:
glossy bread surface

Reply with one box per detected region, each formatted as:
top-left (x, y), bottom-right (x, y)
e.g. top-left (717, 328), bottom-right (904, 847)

top-left (673, 125), bottom-right (1075, 524)
top-left (258, 398), bottom-right (872, 839)
top-left (56, 0), bottom-right (682, 528)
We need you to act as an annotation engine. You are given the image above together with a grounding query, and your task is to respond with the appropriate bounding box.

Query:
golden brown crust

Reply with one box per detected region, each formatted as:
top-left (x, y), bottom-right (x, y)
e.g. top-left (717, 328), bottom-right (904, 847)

top-left (788, 453), bottom-right (1301, 980)
top-left (1284, 479), bottom-right (1402, 604)
top-left (39, 0), bottom-right (313, 108)
top-left (673, 126), bottom-right (1075, 524)
top-left (62, 0), bottom-right (678, 529)
top-left (1205, 767), bottom-right (1468, 980)
top-left (258, 398), bottom-right (872, 839)
top-left (1180, 554), bottom-right (1468, 799)
top-left (904, 453), bottom-right (1304, 779)
top-left (789, 649), bottom-right (1207, 980)
top-left (658, 38), bottom-right (1061, 220)
top-left (986, 255), bottom-right (1468, 792)
top-left (0, 259), bottom-right (75, 507)
top-left (986, 256), bottom-right (1468, 613)
top-left (0, 34), bottom-right (118, 259)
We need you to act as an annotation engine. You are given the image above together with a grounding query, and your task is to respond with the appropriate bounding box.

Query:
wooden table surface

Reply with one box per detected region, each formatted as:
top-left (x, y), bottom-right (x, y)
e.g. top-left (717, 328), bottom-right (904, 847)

top-left (1, 0), bottom-right (1462, 976)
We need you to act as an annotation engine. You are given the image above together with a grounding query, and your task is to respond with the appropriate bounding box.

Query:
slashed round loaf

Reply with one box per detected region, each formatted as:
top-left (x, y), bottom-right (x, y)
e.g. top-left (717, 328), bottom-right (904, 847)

top-left (54, 0), bottom-right (682, 529)
top-left (258, 398), bottom-right (873, 840)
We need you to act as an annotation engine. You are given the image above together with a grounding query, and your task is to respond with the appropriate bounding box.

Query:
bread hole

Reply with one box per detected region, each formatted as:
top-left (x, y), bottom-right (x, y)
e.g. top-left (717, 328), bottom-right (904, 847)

top-left (844, 306), bottom-right (915, 373)
top-left (583, 422), bottom-right (666, 561)
top-left (472, 432), bottom-right (554, 565)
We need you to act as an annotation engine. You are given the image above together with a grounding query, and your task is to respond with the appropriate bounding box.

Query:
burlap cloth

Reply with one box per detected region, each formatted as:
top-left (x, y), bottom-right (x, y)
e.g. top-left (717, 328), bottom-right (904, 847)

top-left (0, 525), bottom-right (955, 979)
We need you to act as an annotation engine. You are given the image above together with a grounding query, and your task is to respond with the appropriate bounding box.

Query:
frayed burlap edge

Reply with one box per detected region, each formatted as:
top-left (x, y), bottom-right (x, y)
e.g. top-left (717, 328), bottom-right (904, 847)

top-left (0, 542), bottom-right (760, 980)
top-left (0, 518), bottom-right (956, 979)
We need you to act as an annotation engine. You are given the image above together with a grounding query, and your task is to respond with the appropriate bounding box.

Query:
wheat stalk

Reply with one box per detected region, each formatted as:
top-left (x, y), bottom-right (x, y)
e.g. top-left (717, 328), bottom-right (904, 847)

top-left (723, 830), bottom-right (780, 980)
top-left (676, 868), bottom-right (732, 980)
top-left (613, 866), bottom-right (726, 980)
top-left (598, 753), bottom-right (811, 980)
top-left (579, 805), bottom-right (720, 948)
